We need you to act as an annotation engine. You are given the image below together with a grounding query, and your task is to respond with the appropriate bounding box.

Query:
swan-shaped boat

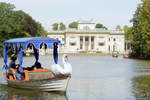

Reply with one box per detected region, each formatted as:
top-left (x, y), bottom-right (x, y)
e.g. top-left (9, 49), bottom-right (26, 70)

top-left (50, 54), bottom-right (72, 75)
top-left (2, 37), bottom-right (71, 92)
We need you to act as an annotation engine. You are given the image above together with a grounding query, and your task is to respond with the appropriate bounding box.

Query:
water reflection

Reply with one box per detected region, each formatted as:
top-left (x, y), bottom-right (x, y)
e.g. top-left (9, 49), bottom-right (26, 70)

top-left (132, 75), bottom-right (150, 100)
top-left (0, 84), bottom-right (68, 100)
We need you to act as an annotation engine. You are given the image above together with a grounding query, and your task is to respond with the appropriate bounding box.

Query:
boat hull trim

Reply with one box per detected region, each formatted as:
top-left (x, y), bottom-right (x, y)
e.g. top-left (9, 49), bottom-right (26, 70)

top-left (6, 75), bottom-right (71, 92)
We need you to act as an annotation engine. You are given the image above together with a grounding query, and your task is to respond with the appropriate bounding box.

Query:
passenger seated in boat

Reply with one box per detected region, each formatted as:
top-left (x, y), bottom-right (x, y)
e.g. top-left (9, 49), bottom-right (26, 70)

top-left (34, 61), bottom-right (43, 69)
top-left (23, 65), bottom-right (36, 71)
top-left (8, 55), bottom-right (17, 80)
top-left (9, 55), bottom-right (17, 69)
top-left (16, 65), bottom-right (25, 80)
top-left (23, 61), bottom-right (43, 71)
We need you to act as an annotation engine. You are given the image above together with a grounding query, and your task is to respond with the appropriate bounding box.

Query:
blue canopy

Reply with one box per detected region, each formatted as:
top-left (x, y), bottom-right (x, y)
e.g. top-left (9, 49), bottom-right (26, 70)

top-left (3, 37), bottom-right (61, 71)
top-left (4, 37), bottom-right (61, 50)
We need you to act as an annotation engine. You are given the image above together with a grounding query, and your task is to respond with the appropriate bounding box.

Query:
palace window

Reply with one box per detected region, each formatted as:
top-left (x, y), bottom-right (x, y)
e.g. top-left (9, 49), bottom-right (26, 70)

top-left (85, 37), bottom-right (89, 41)
top-left (91, 43), bottom-right (94, 50)
top-left (99, 42), bottom-right (105, 46)
top-left (108, 45), bottom-right (110, 52)
top-left (113, 38), bottom-right (116, 42)
top-left (113, 45), bottom-right (115, 51)
top-left (91, 36), bottom-right (94, 42)
top-left (80, 36), bottom-right (83, 49)
top-left (80, 36), bottom-right (83, 42)
top-left (80, 43), bottom-right (83, 49)
top-left (70, 42), bottom-right (76, 46)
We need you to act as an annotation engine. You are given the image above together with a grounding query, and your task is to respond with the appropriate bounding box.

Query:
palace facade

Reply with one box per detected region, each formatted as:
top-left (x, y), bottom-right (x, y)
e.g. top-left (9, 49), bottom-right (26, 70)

top-left (47, 20), bottom-right (125, 54)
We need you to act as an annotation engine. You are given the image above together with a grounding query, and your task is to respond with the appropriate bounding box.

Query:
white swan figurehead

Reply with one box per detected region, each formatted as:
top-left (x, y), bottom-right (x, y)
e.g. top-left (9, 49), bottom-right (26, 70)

top-left (50, 54), bottom-right (72, 75)
top-left (62, 54), bottom-right (72, 74)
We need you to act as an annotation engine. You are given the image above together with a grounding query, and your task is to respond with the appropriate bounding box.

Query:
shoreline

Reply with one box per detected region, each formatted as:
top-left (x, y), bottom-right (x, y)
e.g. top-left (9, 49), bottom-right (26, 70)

top-left (44, 53), bottom-right (124, 56)
top-left (0, 53), bottom-right (124, 58)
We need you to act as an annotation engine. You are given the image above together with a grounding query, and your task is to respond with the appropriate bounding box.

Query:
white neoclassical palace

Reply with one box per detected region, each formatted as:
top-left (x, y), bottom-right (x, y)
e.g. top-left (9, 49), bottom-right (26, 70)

top-left (47, 20), bottom-right (125, 54)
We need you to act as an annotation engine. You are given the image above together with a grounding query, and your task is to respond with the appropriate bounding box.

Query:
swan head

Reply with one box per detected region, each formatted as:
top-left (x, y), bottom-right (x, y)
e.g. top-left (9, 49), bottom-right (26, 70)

top-left (63, 54), bottom-right (68, 62)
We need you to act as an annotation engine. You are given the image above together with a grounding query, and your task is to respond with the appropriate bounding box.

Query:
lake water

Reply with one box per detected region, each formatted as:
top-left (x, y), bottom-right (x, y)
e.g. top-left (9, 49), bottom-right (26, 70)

top-left (0, 56), bottom-right (150, 100)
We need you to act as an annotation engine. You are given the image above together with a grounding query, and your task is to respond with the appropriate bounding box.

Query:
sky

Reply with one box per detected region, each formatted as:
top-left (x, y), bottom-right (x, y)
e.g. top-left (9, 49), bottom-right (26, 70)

top-left (0, 0), bottom-right (141, 31)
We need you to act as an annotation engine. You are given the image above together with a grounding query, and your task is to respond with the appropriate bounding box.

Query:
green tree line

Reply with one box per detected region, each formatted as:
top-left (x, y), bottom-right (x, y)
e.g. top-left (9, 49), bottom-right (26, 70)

top-left (52, 22), bottom-right (108, 30)
top-left (0, 2), bottom-right (46, 56)
top-left (125, 0), bottom-right (150, 59)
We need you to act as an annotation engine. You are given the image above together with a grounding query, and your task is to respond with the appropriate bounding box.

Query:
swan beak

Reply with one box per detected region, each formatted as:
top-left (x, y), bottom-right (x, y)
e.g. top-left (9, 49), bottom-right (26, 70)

top-left (65, 56), bottom-right (68, 61)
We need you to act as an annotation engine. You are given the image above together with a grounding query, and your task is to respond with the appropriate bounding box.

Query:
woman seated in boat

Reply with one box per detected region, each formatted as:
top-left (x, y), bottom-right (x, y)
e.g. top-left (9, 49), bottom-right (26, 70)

top-left (34, 61), bottom-right (43, 69)
top-left (7, 55), bottom-right (17, 79)
top-left (23, 61), bottom-right (43, 71)
top-left (23, 65), bottom-right (36, 71)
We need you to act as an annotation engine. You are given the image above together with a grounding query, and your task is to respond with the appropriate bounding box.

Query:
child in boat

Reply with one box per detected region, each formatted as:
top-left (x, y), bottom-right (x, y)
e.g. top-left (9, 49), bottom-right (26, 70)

top-left (16, 64), bottom-right (25, 80)
top-left (8, 55), bottom-right (17, 79)
top-left (9, 55), bottom-right (17, 69)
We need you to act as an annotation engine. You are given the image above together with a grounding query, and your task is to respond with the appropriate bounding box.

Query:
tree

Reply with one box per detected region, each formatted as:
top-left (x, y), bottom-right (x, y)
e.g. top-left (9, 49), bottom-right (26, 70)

top-left (0, 2), bottom-right (24, 55)
top-left (129, 4), bottom-right (143, 57)
top-left (0, 2), bottom-right (46, 55)
top-left (0, 2), bottom-right (15, 18)
top-left (115, 25), bottom-right (122, 31)
top-left (128, 0), bottom-right (150, 58)
top-left (52, 23), bottom-right (58, 30)
top-left (123, 25), bottom-right (129, 33)
top-left (138, 0), bottom-right (150, 58)
top-left (68, 22), bottom-right (78, 29)
top-left (59, 23), bottom-right (66, 30)
top-left (124, 25), bottom-right (133, 40)
top-left (95, 23), bottom-right (107, 30)
top-left (15, 10), bottom-right (46, 37)
top-left (36, 22), bottom-right (47, 36)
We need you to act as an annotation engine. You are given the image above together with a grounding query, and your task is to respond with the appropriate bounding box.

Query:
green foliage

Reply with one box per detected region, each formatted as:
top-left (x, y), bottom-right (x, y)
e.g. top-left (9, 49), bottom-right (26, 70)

top-left (68, 22), bottom-right (78, 29)
top-left (95, 23), bottom-right (107, 30)
top-left (0, 2), bottom-right (46, 56)
top-left (112, 51), bottom-right (119, 54)
top-left (52, 23), bottom-right (58, 30)
top-left (52, 23), bottom-right (66, 30)
top-left (0, 2), bottom-right (15, 18)
top-left (128, 0), bottom-right (150, 59)
top-left (59, 23), bottom-right (66, 30)
top-left (36, 22), bottom-right (47, 36)
top-left (124, 26), bottom-right (133, 40)
top-left (115, 25), bottom-right (122, 31)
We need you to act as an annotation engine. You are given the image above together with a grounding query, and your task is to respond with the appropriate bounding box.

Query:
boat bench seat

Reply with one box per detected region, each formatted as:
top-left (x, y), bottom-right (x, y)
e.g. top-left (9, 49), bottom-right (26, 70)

top-left (24, 68), bottom-right (54, 81)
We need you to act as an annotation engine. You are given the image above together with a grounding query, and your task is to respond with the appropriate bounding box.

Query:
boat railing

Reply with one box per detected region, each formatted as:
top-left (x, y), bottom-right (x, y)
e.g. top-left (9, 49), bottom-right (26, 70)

top-left (4, 68), bottom-right (71, 81)
top-left (24, 69), bottom-right (53, 81)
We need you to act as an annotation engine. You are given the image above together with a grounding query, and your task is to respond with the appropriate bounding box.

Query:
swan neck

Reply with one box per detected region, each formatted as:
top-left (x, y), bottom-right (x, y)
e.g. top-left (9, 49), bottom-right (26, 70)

top-left (62, 56), bottom-right (66, 64)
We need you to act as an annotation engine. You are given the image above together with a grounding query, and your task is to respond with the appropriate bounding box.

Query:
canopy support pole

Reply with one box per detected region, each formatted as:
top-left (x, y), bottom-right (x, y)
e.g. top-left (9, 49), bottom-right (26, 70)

top-left (2, 44), bottom-right (8, 70)
top-left (53, 43), bottom-right (58, 64)
top-left (18, 48), bottom-right (24, 72)
top-left (33, 47), bottom-right (39, 62)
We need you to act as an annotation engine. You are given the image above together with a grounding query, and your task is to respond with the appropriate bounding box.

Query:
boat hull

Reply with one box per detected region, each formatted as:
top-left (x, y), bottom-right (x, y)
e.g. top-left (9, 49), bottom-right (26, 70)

top-left (6, 76), bottom-right (71, 92)
top-left (123, 56), bottom-right (145, 60)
